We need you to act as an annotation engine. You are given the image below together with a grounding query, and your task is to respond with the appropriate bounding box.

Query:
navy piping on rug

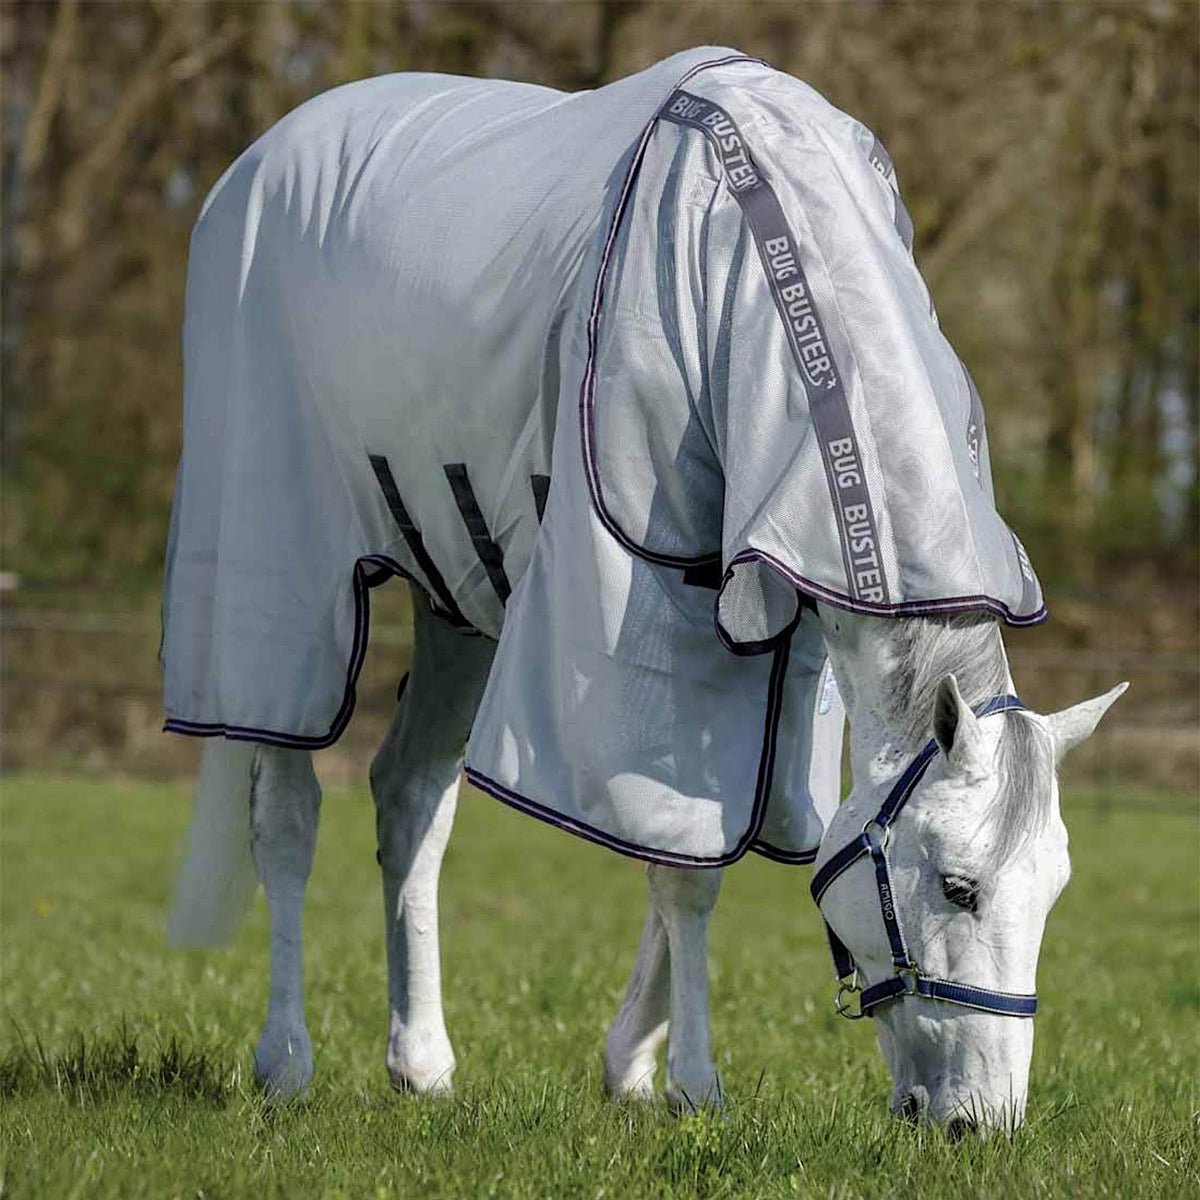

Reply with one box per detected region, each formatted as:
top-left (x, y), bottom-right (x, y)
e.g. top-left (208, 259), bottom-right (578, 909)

top-left (163, 557), bottom-right (823, 866)
top-left (713, 549), bottom-right (1047, 657)
top-left (165, 554), bottom-right (410, 749)
top-left (751, 840), bottom-right (819, 865)
top-left (713, 579), bottom-right (807, 659)
top-left (162, 552), bottom-right (486, 750)
top-left (465, 632), bottom-right (818, 869)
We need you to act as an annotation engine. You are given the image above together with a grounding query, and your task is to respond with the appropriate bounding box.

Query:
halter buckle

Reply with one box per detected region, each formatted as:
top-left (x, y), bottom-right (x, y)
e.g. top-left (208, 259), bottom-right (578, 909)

top-left (834, 972), bottom-right (864, 1020)
top-left (896, 964), bottom-right (921, 996)
top-left (861, 818), bottom-right (890, 853)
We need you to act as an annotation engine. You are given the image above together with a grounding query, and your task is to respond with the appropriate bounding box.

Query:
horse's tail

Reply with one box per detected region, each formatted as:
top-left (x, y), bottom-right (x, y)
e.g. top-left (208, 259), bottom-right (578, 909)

top-left (167, 738), bottom-right (260, 947)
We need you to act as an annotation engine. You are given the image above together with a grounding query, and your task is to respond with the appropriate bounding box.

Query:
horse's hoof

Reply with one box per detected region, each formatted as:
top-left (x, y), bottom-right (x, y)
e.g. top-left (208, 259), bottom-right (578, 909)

top-left (386, 1031), bottom-right (455, 1097)
top-left (254, 1023), bottom-right (313, 1101)
top-left (665, 1074), bottom-right (724, 1116)
top-left (387, 1063), bottom-right (455, 1097)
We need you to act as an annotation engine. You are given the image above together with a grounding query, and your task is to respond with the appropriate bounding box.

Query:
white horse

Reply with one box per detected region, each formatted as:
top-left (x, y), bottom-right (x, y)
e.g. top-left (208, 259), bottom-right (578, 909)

top-left (162, 51), bottom-right (1126, 1134)
top-left (170, 582), bottom-right (1122, 1131)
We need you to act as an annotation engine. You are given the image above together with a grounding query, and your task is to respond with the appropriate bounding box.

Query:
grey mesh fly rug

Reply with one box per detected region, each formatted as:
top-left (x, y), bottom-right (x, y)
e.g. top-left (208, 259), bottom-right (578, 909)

top-left (162, 48), bottom-right (1046, 867)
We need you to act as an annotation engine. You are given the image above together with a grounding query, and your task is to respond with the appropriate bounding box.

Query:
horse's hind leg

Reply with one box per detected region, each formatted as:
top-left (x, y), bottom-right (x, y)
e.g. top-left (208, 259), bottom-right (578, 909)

top-left (250, 746), bottom-right (322, 1099)
top-left (371, 587), bottom-right (493, 1095)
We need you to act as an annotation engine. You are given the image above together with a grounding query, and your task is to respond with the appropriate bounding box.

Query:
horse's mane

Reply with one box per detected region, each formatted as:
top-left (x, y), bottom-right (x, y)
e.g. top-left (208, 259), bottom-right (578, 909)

top-left (886, 614), bottom-right (1054, 870)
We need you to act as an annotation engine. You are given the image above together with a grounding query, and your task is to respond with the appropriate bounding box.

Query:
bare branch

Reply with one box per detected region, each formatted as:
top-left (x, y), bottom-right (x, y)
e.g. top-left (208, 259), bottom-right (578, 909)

top-left (169, 16), bottom-right (243, 86)
top-left (18, 0), bottom-right (79, 180)
top-left (52, 10), bottom-right (243, 256)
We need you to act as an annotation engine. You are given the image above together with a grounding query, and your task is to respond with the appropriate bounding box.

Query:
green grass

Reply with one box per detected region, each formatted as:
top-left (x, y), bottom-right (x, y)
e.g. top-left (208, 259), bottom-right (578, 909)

top-left (1, 775), bottom-right (1196, 1198)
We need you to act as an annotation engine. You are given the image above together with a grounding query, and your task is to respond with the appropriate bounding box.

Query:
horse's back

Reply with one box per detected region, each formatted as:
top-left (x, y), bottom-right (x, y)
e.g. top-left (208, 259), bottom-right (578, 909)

top-left (189, 72), bottom-right (574, 435)
top-left (183, 60), bottom-right (706, 499)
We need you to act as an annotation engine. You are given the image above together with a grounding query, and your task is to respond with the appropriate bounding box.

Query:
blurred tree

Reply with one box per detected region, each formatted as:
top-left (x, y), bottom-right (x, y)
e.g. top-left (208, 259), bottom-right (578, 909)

top-left (2, 0), bottom-right (1195, 594)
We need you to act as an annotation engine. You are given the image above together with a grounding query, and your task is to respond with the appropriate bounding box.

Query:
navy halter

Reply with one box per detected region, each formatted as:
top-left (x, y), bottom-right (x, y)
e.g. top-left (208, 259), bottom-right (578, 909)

top-left (810, 694), bottom-right (1039, 1020)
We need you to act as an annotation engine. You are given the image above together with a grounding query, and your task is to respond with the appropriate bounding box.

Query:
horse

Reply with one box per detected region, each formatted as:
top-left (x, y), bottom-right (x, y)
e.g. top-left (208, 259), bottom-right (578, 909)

top-left (161, 48), bottom-right (1125, 1133)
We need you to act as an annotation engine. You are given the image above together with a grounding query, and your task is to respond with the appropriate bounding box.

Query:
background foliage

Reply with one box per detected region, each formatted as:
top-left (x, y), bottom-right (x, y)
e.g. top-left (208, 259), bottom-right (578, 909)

top-left (3, 0), bottom-right (1198, 592)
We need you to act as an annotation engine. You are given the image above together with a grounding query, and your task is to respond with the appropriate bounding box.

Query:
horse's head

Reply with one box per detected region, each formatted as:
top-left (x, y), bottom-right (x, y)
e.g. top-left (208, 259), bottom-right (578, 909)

top-left (814, 669), bottom-right (1125, 1135)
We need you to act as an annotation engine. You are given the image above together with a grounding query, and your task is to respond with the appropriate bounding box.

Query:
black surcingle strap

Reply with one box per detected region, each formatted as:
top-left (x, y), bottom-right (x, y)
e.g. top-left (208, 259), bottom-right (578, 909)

top-left (368, 454), bottom-right (469, 627)
top-left (444, 463), bottom-right (511, 604)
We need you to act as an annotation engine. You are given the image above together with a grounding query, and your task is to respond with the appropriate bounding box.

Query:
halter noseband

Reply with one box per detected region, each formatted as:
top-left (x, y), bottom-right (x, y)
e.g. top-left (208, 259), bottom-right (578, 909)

top-left (810, 694), bottom-right (1038, 1021)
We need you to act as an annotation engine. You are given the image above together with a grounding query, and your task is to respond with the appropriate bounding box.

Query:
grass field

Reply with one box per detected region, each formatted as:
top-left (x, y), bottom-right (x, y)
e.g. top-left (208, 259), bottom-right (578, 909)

top-left (1, 775), bottom-right (1196, 1198)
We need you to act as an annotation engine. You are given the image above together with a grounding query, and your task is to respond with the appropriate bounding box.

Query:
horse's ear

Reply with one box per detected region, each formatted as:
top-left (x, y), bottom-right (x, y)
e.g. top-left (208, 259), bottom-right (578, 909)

top-left (933, 673), bottom-right (988, 776)
top-left (1046, 682), bottom-right (1128, 763)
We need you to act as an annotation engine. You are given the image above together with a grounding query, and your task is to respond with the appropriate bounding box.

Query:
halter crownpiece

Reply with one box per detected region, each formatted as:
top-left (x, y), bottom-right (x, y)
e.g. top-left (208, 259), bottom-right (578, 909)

top-left (811, 693), bottom-right (1039, 1020)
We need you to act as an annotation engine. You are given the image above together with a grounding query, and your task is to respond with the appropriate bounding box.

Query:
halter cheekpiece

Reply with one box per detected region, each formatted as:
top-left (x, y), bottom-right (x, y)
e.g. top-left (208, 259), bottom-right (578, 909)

top-left (810, 693), bottom-right (1039, 1020)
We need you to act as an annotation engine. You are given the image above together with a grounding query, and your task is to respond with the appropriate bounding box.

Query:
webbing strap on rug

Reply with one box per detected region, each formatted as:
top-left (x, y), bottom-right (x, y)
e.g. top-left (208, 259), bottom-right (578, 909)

top-left (368, 454), bottom-right (469, 626)
top-left (444, 463), bottom-right (512, 604)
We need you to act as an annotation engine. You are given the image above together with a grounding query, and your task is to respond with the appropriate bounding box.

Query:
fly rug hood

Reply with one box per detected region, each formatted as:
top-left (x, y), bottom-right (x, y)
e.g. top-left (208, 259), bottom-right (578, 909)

top-left (162, 49), bottom-right (1126, 1132)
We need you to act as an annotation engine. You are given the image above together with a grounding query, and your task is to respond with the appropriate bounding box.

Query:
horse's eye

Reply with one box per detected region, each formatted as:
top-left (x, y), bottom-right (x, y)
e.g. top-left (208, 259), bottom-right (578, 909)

top-left (940, 874), bottom-right (980, 913)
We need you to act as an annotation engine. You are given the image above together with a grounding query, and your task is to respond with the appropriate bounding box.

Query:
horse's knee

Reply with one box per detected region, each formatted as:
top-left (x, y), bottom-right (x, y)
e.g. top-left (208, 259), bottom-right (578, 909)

top-left (647, 864), bottom-right (722, 919)
top-left (375, 774), bottom-right (459, 874)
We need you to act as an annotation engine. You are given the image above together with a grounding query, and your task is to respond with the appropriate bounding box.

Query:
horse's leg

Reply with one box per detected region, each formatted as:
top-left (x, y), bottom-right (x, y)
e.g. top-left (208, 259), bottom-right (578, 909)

top-left (647, 864), bottom-right (724, 1112)
top-left (250, 745), bottom-right (321, 1099)
top-left (603, 907), bottom-right (670, 1099)
top-left (371, 587), bottom-right (493, 1095)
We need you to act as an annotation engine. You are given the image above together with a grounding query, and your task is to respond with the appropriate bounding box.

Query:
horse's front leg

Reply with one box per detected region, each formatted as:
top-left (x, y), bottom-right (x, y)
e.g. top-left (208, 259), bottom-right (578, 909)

top-left (647, 864), bottom-right (724, 1112)
top-left (371, 588), bottom-right (493, 1095)
top-left (604, 905), bottom-right (670, 1099)
top-left (250, 746), bottom-right (321, 1099)
top-left (372, 740), bottom-right (463, 1095)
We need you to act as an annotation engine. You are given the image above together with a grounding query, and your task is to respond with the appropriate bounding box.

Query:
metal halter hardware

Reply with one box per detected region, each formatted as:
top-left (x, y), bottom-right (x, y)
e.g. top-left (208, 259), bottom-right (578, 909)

top-left (810, 694), bottom-right (1039, 1021)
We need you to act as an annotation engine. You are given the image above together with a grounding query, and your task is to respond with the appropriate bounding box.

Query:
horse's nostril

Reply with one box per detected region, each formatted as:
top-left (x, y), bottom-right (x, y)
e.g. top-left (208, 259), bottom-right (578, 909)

top-left (898, 1093), bottom-right (922, 1123)
top-left (945, 1116), bottom-right (977, 1142)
